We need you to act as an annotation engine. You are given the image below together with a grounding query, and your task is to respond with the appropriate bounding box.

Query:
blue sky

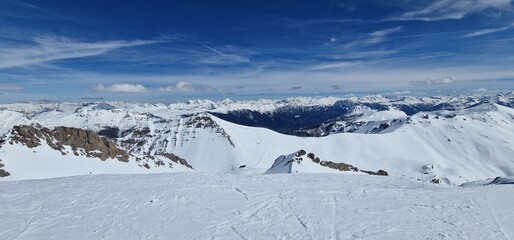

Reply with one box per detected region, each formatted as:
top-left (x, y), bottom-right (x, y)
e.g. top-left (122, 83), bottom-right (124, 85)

top-left (1, 0), bottom-right (514, 103)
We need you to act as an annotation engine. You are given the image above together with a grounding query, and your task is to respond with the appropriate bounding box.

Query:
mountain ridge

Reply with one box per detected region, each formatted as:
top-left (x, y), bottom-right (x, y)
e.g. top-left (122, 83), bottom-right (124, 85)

top-left (0, 93), bottom-right (513, 184)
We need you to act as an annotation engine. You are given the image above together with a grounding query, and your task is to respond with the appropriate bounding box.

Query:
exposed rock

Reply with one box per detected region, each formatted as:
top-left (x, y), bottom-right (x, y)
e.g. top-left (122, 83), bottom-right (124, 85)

top-left (430, 178), bottom-right (440, 184)
top-left (98, 127), bottom-right (120, 139)
top-left (185, 114), bottom-right (234, 147)
top-left (10, 126), bottom-right (42, 148)
top-left (10, 125), bottom-right (129, 162)
top-left (490, 177), bottom-right (514, 185)
top-left (0, 159), bottom-right (9, 177)
top-left (293, 150), bottom-right (387, 176)
top-left (327, 161), bottom-right (338, 169)
top-left (297, 149), bottom-right (306, 157)
top-left (361, 169), bottom-right (389, 176)
top-left (131, 128), bottom-right (151, 137)
top-left (0, 169), bottom-right (9, 177)
top-left (159, 153), bottom-right (193, 169)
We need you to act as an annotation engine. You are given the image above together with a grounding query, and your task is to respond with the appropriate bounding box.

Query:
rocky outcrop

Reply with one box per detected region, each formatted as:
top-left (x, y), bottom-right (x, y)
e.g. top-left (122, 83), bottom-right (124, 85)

top-left (299, 150), bottom-right (388, 176)
top-left (159, 153), bottom-right (193, 169)
top-left (361, 169), bottom-right (389, 176)
top-left (0, 159), bottom-right (10, 177)
top-left (10, 125), bottom-right (129, 162)
top-left (185, 115), bottom-right (234, 147)
top-left (490, 177), bottom-right (514, 185)
top-left (0, 139), bottom-right (9, 177)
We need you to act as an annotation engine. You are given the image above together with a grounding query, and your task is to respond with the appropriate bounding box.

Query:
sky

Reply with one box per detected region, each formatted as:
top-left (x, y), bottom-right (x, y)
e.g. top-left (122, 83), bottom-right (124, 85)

top-left (1, 0), bottom-right (514, 103)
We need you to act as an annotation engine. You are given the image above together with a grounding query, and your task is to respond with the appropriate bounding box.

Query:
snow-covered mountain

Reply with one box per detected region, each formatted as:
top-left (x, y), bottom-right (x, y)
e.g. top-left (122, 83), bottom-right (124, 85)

top-left (1, 92), bottom-right (514, 185)
top-left (212, 92), bottom-right (514, 136)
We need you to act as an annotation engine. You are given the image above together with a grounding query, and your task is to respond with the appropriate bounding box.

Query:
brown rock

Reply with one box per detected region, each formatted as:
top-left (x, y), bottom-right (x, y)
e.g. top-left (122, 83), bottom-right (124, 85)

top-left (160, 153), bottom-right (193, 169)
top-left (10, 125), bottom-right (129, 162)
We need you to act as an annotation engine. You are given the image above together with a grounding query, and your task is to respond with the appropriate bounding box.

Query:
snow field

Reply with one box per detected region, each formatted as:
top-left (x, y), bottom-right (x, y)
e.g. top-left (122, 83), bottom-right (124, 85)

top-left (0, 173), bottom-right (512, 240)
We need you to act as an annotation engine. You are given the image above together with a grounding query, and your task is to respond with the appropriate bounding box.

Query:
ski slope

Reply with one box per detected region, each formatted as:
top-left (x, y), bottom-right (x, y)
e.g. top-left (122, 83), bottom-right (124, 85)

top-left (0, 173), bottom-right (512, 240)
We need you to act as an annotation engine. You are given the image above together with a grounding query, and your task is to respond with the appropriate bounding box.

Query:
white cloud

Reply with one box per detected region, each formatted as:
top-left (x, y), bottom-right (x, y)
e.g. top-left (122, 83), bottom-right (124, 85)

top-left (345, 26), bottom-right (403, 49)
top-left (95, 83), bottom-right (147, 93)
top-left (370, 26), bottom-right (404, 37)
top-left (391, 91), bottom-right (412, 95)
top-left (0, 84), bottom-right (22, 90)
top-left (200, 54), bottom-right (250, 65)
top-left (396, 0), bottom-right (513, 21)
top-left (464, 23), bottom-right (514, 37)
top-left (0, 35), bottom-right (160, 69)
top-left (329, 50), bottom-right (398, 60)
top-left (159, 81), bottom-right (216, 92)
top-left (411, 76), bottom-right (456, 86)
top-left (308, 62), bottom-right (357, 71)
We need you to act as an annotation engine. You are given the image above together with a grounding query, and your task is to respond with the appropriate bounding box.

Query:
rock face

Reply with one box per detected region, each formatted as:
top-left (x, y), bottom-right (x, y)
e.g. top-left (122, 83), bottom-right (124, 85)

top-left (0, 159), bottom-right (10, 177)
top-left (0, 139), bottom-right (10, 177)
top-left (185, 115), bottom-right (235, 147)
top-left (490, 177), bottom-right (514, 185)
top-left (10, 125), bottom-right (129, 162)
top-left (299, 150), bottom-right (388, 176)
top-left (160, 153), bottom-right (193, 169)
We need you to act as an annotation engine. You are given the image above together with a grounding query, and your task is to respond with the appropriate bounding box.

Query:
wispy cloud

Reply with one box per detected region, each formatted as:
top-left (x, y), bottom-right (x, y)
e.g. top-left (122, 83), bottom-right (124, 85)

top-left (308, 62), bottom-right (357, 71)
top-left (411, 76), bottom-right (456, 86)
top-left (159, 81), bottom-right (216, 92)
top-left (0, 0), bottom-right (74, 21)
top-left (344, 26), bottom-right (403, 49)
top-left (394, 0), bottom-right (513, 21)
top-left (0, 35), bottom-right (161, 69)
top-left (200, 54), bottom-right (250, 65)
top-left (0, 84), bottom-right (23, 90)
top-left (464, 23), bottom-right (514, 37)
top-left (327, 50), bottom-right (398, 60)
top-left (370, 27), bottom-right (404, 37)
top-left (95, 83), bottom-right (148, 93)
top-left (196, 42), bottom-right (250, 65)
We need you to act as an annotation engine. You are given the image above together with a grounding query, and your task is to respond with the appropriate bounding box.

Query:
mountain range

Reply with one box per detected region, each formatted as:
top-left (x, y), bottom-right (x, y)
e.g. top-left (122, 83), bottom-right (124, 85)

top-left (1, 92), bottom-right (514, 185)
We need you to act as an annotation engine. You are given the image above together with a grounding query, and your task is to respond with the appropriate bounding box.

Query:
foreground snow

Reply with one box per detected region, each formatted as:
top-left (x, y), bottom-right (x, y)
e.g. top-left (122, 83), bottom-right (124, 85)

top-left (1, 173), bottom-right (513, 240)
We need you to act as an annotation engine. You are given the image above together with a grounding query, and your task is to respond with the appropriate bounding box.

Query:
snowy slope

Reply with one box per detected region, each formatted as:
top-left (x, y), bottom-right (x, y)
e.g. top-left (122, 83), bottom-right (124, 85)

top-left (265, 150), bottom-right (387, 175)
top-left (211, 104), bottom-right (514, 185)
top-left (0, 173), bottom-right (513, 240)
top-left (265, 151), bottom-right (348, 174)
top-left (0, 140), bottom-right (192, 180)
top-left (0, 94), bottom-right (513, 184)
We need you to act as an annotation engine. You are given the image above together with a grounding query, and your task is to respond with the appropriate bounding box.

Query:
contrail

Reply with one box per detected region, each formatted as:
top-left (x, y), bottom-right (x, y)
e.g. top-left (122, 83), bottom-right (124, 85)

top-left (196, 42), bottom-right (226, 56)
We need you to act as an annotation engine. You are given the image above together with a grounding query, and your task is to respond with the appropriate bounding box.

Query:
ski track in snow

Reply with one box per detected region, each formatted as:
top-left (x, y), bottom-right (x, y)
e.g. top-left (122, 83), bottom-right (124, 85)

top-left (0, 173), bottom-right (513, 240)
